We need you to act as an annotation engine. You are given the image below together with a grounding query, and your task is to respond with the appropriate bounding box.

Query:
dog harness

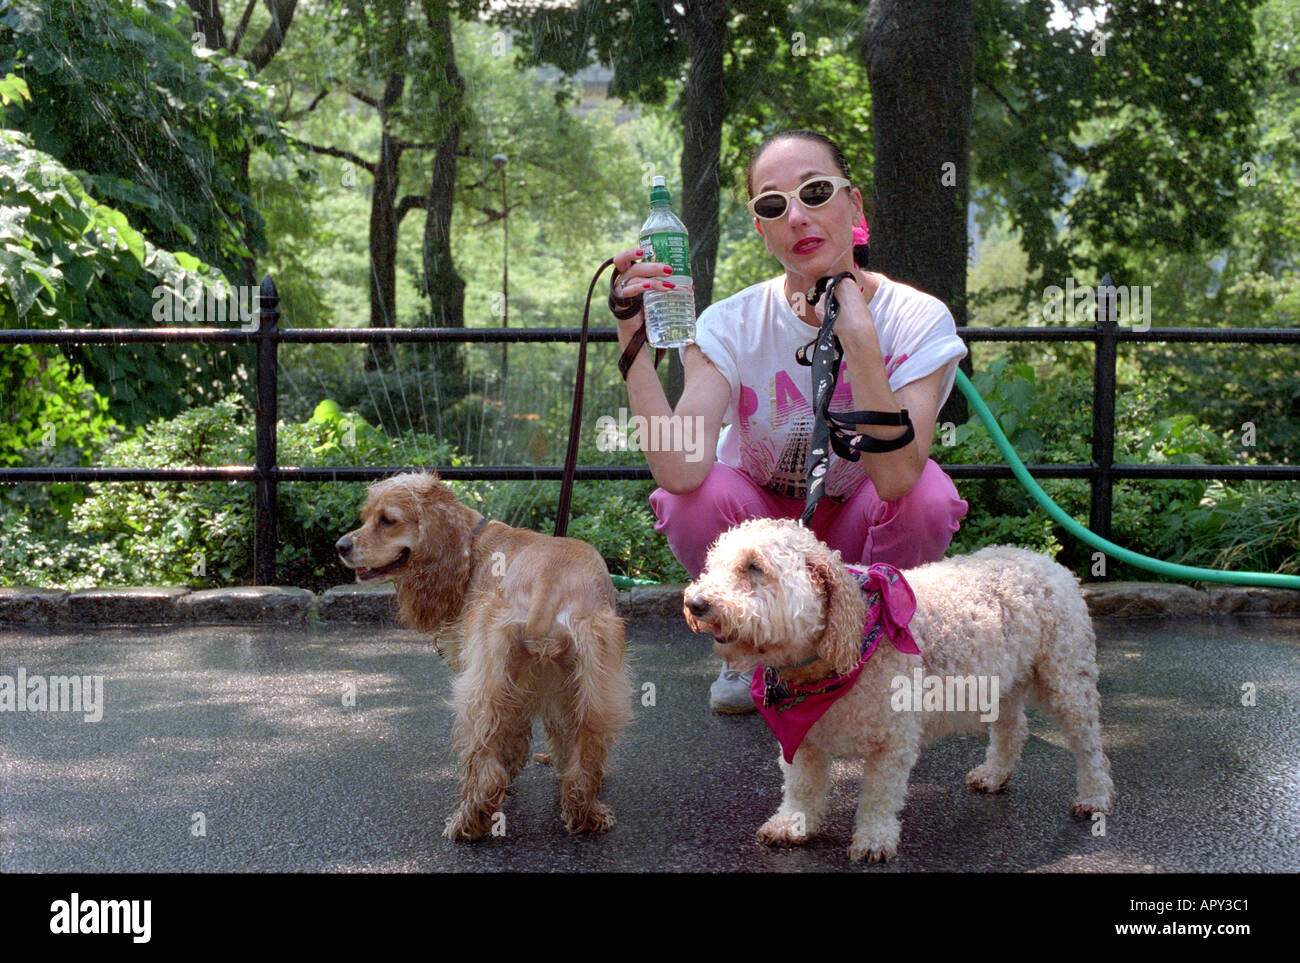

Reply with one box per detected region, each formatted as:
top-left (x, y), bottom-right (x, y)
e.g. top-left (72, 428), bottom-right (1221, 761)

top-left (751, 563), bottom-right (919, 763)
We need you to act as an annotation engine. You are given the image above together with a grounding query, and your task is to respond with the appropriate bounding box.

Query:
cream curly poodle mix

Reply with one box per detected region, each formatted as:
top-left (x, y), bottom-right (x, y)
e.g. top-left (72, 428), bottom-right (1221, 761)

top-left (337, 472), bottom-right (632, 840)
top-left (684, 517), bottom-right (1114, 862)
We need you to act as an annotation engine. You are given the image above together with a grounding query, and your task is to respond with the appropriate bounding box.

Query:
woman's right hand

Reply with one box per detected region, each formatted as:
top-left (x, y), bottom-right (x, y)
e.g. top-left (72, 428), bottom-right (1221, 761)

top-left (607, 247), bottom-right (726, 493)
top-left (610, 247), bottom-right (679, 346)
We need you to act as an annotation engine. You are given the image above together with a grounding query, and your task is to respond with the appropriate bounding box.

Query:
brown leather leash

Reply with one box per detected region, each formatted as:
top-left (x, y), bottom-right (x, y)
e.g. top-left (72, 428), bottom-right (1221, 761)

top-left (554, 259), bottom-right (664, 538)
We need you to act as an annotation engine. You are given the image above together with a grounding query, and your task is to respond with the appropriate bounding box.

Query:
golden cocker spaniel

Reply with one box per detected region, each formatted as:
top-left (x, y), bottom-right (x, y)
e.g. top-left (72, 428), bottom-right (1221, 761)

top-left (337, 472), bottom-right (632, 839)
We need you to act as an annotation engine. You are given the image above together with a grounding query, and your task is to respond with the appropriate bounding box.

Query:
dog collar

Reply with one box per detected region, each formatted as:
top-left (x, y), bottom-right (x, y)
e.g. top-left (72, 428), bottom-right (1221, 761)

top-left (769, 652), bottom-right (823, 671)
top-left (471, 516), bottom-right (490, 539)
top-left (751, 563), bottom-right (919, 763)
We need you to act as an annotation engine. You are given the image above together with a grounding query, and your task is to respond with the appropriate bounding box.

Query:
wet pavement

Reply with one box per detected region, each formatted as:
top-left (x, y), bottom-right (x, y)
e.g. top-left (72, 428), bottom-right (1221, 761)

top-left (1, 616), bottom-right (1298, 873)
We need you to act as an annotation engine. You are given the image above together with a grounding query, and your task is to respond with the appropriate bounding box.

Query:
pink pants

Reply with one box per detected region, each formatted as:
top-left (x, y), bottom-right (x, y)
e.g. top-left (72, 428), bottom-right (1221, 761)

top-left (649, 460), bottom-right (968, 580)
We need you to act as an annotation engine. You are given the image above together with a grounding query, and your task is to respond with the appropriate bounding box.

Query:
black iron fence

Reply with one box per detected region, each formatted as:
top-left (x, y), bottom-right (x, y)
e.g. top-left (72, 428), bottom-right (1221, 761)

top-left (2, 274), bottom-right (1298, 584)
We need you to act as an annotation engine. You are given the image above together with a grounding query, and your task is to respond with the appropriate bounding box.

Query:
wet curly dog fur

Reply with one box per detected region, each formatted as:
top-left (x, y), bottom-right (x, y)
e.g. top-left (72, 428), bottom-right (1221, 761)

top-left (684, 517), bottom-right (1114, 862)
top-left (337, 472), bottom-right (632, 840)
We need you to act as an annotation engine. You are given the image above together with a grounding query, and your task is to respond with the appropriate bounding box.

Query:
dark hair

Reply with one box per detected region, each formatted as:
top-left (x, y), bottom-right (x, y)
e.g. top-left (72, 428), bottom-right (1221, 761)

top-left (744, 129), bottom-right (869, 268)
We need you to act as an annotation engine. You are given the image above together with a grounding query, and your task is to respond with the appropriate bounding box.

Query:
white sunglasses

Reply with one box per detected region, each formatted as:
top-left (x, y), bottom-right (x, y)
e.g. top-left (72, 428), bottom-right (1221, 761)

top-left (747, 176), bottom-right (852, 220)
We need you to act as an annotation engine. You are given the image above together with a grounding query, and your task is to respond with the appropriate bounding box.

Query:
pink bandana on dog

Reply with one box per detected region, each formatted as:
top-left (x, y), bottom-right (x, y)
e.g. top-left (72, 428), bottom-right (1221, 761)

top-left (751, 563), bottom-right (918, 763)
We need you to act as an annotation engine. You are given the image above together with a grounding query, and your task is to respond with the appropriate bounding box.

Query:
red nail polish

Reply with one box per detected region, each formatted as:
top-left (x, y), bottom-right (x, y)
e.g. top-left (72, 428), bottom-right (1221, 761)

top-left (662, 265), bottom-right (672, 274)
top-left (664, 281), bottom-right (676, 288)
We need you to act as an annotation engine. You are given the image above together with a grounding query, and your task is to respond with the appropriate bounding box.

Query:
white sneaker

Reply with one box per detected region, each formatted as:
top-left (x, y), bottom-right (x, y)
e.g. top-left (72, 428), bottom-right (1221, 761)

top-left (710, 664), bottom-right (756, 714)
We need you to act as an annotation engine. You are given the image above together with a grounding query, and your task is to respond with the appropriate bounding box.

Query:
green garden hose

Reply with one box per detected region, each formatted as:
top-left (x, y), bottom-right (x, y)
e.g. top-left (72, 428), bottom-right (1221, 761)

top-left (955, 368), bottom-right (1300, 589)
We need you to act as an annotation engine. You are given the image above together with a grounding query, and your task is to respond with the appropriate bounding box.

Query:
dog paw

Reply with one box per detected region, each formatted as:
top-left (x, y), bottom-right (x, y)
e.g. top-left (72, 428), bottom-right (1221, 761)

top-left (1070, 796), bottom-right (1113, 818)
top-left (847, 837), bottom-right (899, 862)
top-left (443, 808), bottom-right (490, 841)
top-left (966, 764), bottom-right (1011, 793)
top-left (756, 813), bottom-right (811, 847)
top-left (563, 801), bottom-right (616, 834)
top-left (848, 818), bottom-right (900, 862)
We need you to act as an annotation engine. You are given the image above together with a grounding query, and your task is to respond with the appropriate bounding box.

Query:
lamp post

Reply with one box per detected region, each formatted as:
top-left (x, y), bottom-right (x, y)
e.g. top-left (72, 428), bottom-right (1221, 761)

top-left (492, 153), bottom-right (508, 381)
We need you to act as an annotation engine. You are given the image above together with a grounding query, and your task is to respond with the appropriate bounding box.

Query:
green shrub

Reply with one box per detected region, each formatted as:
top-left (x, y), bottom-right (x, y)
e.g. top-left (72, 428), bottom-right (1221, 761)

top-left (5, 355), bottom-right (1291, 591)
top-left (0, 345), bottom-right (121, 516)
top-left (438, 440), bottom-right (689, 584)
top-left (937, 355), bottom-right (1274, 580)
top-left (0, 396), bottom-right (462, 590)
top-left (1184, 480), bottom-right (1300, 576)
top-left (0, 393), bottom-right (688, 589)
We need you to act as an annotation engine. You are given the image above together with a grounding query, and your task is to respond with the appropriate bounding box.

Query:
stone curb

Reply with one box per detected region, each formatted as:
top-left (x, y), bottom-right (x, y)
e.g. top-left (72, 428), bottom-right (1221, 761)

top-left (176, 587), bottom-right (316, 625)
top-left (318, 584), bottom-right (399, 624)
top-left (1081, 582), bottom-right (1208, 618)
top-left (0, 582), bottom-right (1297, 627)
top-left (68, 587), bottom-right (189, 626)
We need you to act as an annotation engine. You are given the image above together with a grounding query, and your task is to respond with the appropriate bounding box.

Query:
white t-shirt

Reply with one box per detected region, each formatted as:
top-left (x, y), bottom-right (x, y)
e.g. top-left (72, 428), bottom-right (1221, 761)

top-left (682, 274), bottom-right (967, 500)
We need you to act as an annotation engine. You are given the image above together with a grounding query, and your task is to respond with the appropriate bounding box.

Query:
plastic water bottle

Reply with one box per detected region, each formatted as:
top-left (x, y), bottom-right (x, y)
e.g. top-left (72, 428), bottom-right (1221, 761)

top-left (638, 176), bottom-right (696, 348)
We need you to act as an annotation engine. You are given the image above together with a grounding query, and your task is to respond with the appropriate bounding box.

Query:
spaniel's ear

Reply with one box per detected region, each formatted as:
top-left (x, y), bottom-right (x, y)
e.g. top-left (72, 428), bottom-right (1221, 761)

top-left (810, 552), bottom-right (866, 676)
top-left (398, 479), bottom-right (475, 632)
top-left (414, 478), bottom-right (470, 558)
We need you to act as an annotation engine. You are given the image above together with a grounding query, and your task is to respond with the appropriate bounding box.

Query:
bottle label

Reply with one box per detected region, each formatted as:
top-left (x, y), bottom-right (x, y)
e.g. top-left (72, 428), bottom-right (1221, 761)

top-left (642, 231), bottom-right (690, 276)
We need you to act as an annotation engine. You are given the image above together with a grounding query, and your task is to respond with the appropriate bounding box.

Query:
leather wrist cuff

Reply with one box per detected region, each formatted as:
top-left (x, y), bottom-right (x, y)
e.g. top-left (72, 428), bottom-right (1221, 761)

top-left (609, 268), bottom-right (643, 321)
top-left (618, 322), bottom-right (666, 380)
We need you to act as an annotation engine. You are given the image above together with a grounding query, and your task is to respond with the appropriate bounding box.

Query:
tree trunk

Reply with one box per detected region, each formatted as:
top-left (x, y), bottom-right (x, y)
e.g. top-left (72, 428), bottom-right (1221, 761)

top-left (188, 0), bottom-right (301, 287)
top-left (367, 72), bottom-right (406, 367)
top-left (673, 0), bottom-right (728, 405)
top-left (863, 0), bottom-right (973, 423)
top-left (369, 129), bottom-right (399, 328)
top-left (423, 7), bottom-right (466, 330)
top-left (422, 2), bottom-right (468, 435)
top-left (185, 1), bottom-right (226, 50)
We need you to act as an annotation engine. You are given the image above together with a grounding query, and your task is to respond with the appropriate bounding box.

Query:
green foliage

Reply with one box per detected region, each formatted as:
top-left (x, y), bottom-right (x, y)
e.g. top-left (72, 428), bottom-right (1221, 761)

top-left (0, 129), bottom-right (229, 326)
top-left (937, 352), bottom-right (1284, 581)
top-left (1097, 0), bottom-right (1300, 463)
top-left (965, 358), bottom-right (1049, 460)
top-left (0, 345), bottom-right (119, 517)
top-left (0, 0), bottom-right (284, 276)
top-left (972, 0), bottom-right (1265, 288)
top-left (275, 400), bottom-right (463, 588)
top-left (1185, 480), bottom-right (1300, 575)
top-left (439, 443), bottom-right (687, 584)
top-left (0, 396), bottom-right (460, 590)
top-left (566, 485), bottom-right (687, 584)
top-left (0, 392), bottom-right (686, 589)
top-left (0, 0), bottom-right (289, 425)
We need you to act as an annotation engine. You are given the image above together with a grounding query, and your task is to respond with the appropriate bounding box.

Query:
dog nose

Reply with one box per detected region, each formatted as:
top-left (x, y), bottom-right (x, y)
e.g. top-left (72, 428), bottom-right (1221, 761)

top-left (336, 536), bottom-right (353, 558)
top-left (684, 594), bottom-right (712, 618)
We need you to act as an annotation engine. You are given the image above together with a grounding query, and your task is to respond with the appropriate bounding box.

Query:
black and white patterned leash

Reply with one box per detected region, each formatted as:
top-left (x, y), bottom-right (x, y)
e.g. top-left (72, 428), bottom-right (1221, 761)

top-left (795, 272), bottom-right (915, 527)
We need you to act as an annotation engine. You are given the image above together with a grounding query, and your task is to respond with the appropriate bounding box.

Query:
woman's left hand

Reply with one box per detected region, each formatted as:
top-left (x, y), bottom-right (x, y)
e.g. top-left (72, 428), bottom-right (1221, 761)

top-left (812, 272), bottom-right (876, 346)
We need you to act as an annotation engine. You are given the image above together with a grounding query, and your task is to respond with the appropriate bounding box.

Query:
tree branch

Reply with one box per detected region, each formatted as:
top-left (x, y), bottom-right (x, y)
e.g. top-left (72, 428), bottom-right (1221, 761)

top-left (230, 0), bottom-right (257, 55)
top-left (282, 87), bottom-right (334, 122)
top-left (289, 137), bottom-right (374, 174)
top-left (397, 194), bottom-right (429, 222)
top-left (975, 73), bottom-right (1088, 168)
top-left (248, 0), bottom-right (300, 72)
top-left (392, 138), bottom-right (442, 151)
top-left (469, 199), bottom-right (530, 228)
top-left (185, 0), bottom-right (226, 52)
